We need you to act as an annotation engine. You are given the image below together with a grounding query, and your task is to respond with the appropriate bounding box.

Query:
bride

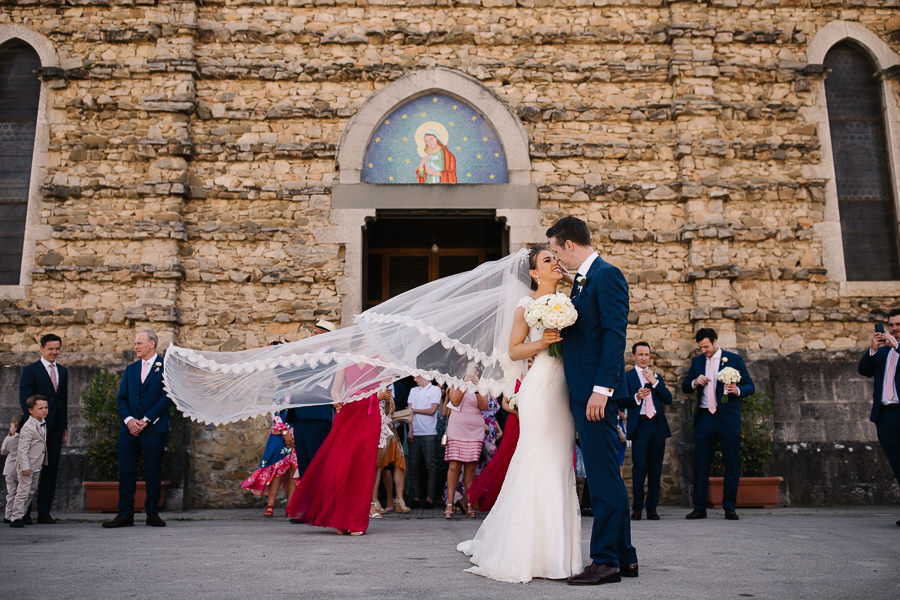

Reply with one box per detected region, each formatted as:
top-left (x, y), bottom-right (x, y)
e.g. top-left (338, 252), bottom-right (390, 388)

top-left (457, 245), bottom-right (582, 583)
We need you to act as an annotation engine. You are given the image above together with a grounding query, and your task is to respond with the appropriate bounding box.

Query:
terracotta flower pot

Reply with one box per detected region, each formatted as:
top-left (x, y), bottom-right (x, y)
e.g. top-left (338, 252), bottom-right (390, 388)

top-left (707, 476), bottom-right (783, 508)
top-left (82, 481), bottom-right (170, 513)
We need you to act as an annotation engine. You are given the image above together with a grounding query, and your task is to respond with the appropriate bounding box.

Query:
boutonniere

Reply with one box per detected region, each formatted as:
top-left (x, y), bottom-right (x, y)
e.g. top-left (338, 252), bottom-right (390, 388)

top-left (154, 361), bottom-right (162, 373)
top-left (575, 275), bottom-right (587, 291)
top-left (721, 357), bottom-right (728, 364)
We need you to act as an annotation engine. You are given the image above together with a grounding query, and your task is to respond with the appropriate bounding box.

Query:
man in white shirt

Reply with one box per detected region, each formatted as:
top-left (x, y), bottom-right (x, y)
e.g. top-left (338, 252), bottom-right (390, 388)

top-left (406, 376), bottom-right (441, 508)
top-left (857, 308), bottom-right (900, 527)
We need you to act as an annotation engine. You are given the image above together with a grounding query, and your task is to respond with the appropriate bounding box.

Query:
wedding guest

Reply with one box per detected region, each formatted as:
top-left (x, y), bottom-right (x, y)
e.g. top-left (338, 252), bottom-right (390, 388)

top-left (467, 381), bottom-right (521, 512)
top-left (479, 395), bottom-right (503, 471)
top-left (286, 361), bottom-right (382, 536)
top-left (372, 386), bottom-right (410, 515)
top-left (2, 416), bottom-right (22, 524)
top-left (9, 396), bottom-right (48, 528)
top-left (240, 411), bottom-right (297, 517)
top-left (682, 328), bottom-right (755, 521)
top-left (103, 330), bottom-right (173, 528)
top-left (284, 321), bottom-right (336, 479)
top-left (621, 342), bottom-right (673, 521)
top-left (406, 375), bottom-right (441, 509)
top-left (18, 333), bottom-right (67, 525)
top-left (857, 308), bottom-right (900, 527)
top-left (444, 362), bottom-right (489, 519)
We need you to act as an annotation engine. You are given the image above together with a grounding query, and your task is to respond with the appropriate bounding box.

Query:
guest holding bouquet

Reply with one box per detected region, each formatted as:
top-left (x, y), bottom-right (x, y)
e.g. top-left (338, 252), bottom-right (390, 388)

top-left (241, 411), bottom-right (298, 517)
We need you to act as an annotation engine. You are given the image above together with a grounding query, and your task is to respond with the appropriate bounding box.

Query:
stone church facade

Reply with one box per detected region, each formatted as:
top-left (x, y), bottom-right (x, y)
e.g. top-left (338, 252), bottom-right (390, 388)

top-left (1, 1), bottom-right (899, 509)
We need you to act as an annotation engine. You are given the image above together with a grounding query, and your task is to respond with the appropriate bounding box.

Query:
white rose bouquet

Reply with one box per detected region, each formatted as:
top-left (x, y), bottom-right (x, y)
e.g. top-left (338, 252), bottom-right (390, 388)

top-left (524, 292), bottom-right (578, 357)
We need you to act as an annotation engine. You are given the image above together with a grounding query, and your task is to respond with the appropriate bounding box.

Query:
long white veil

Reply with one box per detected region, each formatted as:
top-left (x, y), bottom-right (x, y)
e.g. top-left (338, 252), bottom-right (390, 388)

top-left (163, 249), bottom-right (532, 424)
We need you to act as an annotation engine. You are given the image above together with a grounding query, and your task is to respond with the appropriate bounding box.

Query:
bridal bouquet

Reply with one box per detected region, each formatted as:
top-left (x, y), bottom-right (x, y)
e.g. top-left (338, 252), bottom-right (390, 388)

top-left (717, 366), bottom-right (741, 402)
top-left (524, 293), bottom-right (578, 357)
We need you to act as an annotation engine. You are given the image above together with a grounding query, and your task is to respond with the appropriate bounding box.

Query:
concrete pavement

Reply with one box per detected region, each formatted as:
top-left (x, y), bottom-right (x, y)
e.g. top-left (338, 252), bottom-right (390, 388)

top-left (1, 506), bottom-right (898, 600)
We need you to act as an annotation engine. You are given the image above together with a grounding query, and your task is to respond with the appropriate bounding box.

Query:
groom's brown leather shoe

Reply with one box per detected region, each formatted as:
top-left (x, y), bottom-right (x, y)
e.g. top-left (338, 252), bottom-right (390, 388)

top-left (102, 513), bottom-right (134, 528)
top-left (620, 563), bottom-right (639, 578)
top-left (566, 563), bottom-right (621, 586)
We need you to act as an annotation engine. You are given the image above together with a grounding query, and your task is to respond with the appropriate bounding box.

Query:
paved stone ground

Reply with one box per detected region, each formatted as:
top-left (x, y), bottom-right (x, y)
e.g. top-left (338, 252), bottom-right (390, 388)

top-left (1, 506), bottom-right (898, 600)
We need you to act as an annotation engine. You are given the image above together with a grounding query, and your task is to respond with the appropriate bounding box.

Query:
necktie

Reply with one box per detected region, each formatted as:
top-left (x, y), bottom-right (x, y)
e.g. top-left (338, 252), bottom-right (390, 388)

top-left (643, 370), bottom-right (656, 419)
top-left (49, 363), bottom-right (58, 391)
top-left (706, 358), bottom-right (717, 414)
top-left (141, 360), bottom-right (150, 383)
top-left (884, 349), bottom-right (899, 404)
top-left (40, 422), bottom-right (46, 439)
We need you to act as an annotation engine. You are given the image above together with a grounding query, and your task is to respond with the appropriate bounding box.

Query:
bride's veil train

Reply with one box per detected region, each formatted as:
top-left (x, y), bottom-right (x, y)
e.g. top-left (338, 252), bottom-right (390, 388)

top-left (163, 249), bottom-right (532, 425)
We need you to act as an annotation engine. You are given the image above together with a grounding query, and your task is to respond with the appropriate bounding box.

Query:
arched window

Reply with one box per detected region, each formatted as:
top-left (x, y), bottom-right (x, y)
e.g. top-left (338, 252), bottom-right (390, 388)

top-left (0, 39), bottom-right (41, 285)
top-left (824, 42), bottom-right (900, 281)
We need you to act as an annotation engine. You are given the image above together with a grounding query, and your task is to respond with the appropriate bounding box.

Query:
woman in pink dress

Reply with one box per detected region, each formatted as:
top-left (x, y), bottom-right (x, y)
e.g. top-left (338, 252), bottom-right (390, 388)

top-left (444, 361), bottom-right (489, 519)
top-left (285, 362), bottom-right (382, 535)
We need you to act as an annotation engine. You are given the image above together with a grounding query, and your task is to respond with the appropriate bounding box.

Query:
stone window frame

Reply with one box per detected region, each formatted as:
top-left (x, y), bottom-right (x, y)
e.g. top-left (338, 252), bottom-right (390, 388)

top-left (326, 67), bottom-right (543, 320)
top-left (0, 26), bottom-right (58, 300)
top-left (807, 21), bottom-right (900, 296)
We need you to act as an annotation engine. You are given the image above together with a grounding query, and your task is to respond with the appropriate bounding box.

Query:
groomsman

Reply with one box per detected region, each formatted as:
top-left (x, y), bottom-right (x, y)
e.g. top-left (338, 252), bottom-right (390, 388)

top-left (18, 333), bottom-right (68, 524)
top-left (103, 330), bottom-right (172, 528)
top-left (857, 308), bottom-right (900, 527)
top-left (682, 328), bottom-right (754, 521)
top-left (621, 342), bottom-right (672, 521)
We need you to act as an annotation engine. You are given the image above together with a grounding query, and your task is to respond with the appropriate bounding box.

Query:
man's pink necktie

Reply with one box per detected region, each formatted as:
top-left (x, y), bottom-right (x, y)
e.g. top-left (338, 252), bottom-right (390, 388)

top-left (49, 363), bottom-right (58, 391)
top-left (141, 361), bottom-right (150, 383)
top-left (706, 359), bottom-right (717, 414)
top-left (884, 349), bottom-right (899, 404)
top-left (643, 370), bottom-right (656, 418)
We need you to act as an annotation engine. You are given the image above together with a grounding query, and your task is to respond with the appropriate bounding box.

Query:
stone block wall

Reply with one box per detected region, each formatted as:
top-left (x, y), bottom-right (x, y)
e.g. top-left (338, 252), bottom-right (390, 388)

top-left (1, 1), bottom-right (899, 508)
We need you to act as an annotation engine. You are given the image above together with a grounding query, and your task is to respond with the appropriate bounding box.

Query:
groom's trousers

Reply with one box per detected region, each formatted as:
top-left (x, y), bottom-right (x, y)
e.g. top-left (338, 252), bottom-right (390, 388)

top-left (572, 406), bottom-right (637, 568)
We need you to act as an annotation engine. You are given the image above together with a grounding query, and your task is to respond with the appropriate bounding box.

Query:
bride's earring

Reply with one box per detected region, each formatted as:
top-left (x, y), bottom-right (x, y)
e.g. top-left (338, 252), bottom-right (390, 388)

top-left (537, 277), bottom-right (541, 285)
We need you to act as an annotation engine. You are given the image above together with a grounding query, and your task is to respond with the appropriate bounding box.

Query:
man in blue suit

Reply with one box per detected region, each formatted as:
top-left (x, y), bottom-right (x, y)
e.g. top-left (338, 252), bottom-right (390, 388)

top-left (682, 328), bottom-right (755, 521)
top-left (621, 342), bottom-right (672, 521)
top-left (548, 216), bottom-right (637, 586)
top-left (857, 308), bottom-right (900, 527)
top-left (18, 333), bottom-right (67, 524)
top-left (103, 330), bottom-right (173, 528)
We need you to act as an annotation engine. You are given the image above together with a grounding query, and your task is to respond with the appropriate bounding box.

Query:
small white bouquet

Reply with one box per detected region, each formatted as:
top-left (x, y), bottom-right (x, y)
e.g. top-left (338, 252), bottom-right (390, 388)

top-left (507, 394), bottom-right (518, 411)
top-left (717, 366), bottom-right (741, 402)
top-left (524, 292), bottom-right (578, 357)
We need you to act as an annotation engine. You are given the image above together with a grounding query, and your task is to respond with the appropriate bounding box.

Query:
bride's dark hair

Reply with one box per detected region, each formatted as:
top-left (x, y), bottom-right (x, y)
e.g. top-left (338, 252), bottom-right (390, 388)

top-left (528, 244), bottom-right (549, 290)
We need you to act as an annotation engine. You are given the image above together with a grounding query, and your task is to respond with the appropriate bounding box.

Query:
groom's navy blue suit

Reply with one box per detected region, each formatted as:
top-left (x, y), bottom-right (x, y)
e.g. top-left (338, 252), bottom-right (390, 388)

top-left (117, 356), bottom-right (172, 515)
top-left (561, 254), bottom-right (636, 569)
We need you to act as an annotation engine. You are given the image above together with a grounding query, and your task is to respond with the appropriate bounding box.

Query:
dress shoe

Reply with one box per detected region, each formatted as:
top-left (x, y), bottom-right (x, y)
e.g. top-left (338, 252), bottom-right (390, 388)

top-left (896, 520), bottom-right (900, 527)
top-left (146, 513), bottom-right (166, 527)
top-left (102, 513), bottom-right (135, 528)
top-left (22, 513), bottom-right (32, 525)
top-left (37, 513), bottom-right (56, 524)
top-left (620, 563), bottom-right (639, 578)
top-left (566, 563), bottom-right (621, 586)
top-left (289, 517), bottom-right (305, 524)
top-left (685, 508), bottom-right (707, 520)
top-left (647, 509), bottom-right (660, 520)
top-left (10, 519), bottom-right (24, 528)
top-left (631, 508), bottom-right (642, 520)
top-left (3, 519), bottom-right (10, 524)
top-left (724, 509), bottom-right (740, 521)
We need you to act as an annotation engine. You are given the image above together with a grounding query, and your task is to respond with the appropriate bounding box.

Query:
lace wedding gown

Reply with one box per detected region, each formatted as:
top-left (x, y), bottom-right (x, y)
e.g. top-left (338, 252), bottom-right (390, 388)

top-left (457, 296), bottom-right (582, 583)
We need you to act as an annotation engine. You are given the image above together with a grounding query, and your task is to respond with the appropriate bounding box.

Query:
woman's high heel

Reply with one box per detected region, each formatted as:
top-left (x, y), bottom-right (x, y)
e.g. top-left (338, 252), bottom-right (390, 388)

top-left (444, 503), bottom-right (454, 519)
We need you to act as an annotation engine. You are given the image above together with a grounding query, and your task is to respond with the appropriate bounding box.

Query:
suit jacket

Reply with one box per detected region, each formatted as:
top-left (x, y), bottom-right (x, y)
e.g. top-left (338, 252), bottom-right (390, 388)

top-left (278, 363), bottom-right (335, 424)
top-left (620, 367), bottom-right (672, 440)
top-left (19, 360), bottom-right (68, 432)
top-left (857, 345), bottom-right (900, 423)
top-left (117, 355), bottom-right (173, 435)
top-left (2, 434), bottom-right (19, 477)
top-left (561, 255), bottom-right (629, 425)
top-left (681, 350), bottom-right (755, 430)
top-left (15, 418), bottom-right (48, 473)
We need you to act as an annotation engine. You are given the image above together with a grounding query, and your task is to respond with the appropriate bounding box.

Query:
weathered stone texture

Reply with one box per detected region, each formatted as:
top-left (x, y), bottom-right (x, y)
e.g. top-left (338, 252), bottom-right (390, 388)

top-left (2, 1), bottom-right (899, 507)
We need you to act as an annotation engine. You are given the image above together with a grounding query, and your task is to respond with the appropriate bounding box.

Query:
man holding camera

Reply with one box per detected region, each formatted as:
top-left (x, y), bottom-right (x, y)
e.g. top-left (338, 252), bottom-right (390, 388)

top-left (621, 342), bottom-right (672, 521)
top-left (857, 308), bottom-right (900, 527)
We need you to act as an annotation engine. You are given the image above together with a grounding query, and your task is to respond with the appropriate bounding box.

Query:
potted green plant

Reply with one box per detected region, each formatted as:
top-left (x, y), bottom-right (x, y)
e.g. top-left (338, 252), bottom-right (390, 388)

top-left (81, 367), bottom-right (171, 512)
top-left (707, 391), bottom-right (784, 508)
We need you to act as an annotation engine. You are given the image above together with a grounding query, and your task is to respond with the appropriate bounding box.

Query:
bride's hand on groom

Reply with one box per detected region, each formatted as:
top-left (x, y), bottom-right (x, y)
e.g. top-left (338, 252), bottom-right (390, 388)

top-left (586, 392), bottom-right (607, 422)
top-left (541, 329), bottom-right (561, 347)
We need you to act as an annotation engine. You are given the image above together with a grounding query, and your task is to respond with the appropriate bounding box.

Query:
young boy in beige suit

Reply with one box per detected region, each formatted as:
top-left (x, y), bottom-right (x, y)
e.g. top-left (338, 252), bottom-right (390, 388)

top-left (2, 416), bottom-right (22, 523)
top-left (9, 396), bottom-right (49, 528)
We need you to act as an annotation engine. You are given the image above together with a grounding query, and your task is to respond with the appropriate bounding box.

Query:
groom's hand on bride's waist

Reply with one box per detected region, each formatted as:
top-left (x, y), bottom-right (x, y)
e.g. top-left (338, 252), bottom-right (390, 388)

top-left (586, 392), bottom-right (607, 422)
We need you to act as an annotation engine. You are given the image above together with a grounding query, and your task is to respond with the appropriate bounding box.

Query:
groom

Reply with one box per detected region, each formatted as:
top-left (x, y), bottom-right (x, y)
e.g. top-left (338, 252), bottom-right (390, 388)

top-left (548, 216), bottom-right (638, 585)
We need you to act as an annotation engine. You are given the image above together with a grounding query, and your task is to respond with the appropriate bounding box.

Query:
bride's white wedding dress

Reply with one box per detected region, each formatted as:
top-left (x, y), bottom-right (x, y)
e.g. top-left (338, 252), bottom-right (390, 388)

top-left (457, 296), bottom-right (582, 583)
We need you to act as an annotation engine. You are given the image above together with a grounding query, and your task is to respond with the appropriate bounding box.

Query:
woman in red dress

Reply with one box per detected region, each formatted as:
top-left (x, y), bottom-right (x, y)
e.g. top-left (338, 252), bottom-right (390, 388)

top-left (466, 380), bottom-right (521, 512)
top-left (285, 362), bottom-right (382, 535)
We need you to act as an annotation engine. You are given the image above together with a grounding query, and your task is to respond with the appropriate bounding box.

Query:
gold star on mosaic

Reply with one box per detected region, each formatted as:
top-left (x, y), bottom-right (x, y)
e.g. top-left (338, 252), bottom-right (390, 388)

top-left (368, 163), bottom-right (374, 168)
top-left (387, 157), bottom-right (393, 162)
top-left (384, 120), bottom-right (390, 125)
top-left (405, 158), bottom-right (410, 163)
top-left (471, 116), bottom-right (477, 121)
top-left (482, 137), bottom-right (488, 142)
top-left (463, 137), bottom-right (468, 141)
top-left (402, 114), bottom-right (407, 119)
top-left (421, 112), bottom-right (426, 117)
top-left (449, 122), bottom-right (454, 126)
top-left (389, 176), bottom-right (394, 181)
top-left (375, 137), bottom-right (381, 142)
top-left (466, 172), bottom-right (472, 177)
top-left (490, 174), bottom-right (495, 180)
top-left (452, 105), bottom-right (458, 110)
top-left (476, 154), bottom-right (482, 159)
top-left (494, 153), bottom-right (499, 157)
top-left (456, 146), bottom-right (461, 151)
top-left (402, 136), bottom-right (408, 141)
top-left (433, 97), bottom-right (438, 102)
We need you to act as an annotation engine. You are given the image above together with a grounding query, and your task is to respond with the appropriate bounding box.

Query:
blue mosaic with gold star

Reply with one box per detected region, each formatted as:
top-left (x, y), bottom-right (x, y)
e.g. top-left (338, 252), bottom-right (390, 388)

top-left (362, 93), bottom-right (508, 184)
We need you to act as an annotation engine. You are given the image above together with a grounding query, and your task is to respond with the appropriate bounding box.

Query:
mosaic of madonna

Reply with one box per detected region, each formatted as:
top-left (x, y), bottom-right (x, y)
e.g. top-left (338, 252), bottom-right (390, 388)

top-left (362, 93), bottom-right (508, 184)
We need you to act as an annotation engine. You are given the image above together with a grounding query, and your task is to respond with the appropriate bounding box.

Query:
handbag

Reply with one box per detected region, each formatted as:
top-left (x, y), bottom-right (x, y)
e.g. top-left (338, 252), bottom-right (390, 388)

top-left (391, 407), bottom-right (413, 426)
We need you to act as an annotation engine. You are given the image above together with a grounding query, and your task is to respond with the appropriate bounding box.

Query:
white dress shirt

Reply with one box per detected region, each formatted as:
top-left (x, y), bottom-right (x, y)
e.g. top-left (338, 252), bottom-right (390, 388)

top-left (40, 357), bottom-right (58, 389)
top-left (871, 346), bottom-right (900, 405)
top-left (124, 357), bottom-right (158, 425)
top-left (695, 348), bottom-right (722, 409)
top-left (634, 368), bottom-right (659, 416)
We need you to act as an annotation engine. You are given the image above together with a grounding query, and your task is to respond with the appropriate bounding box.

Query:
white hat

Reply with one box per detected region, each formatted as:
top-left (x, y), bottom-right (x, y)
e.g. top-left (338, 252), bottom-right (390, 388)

top-left (315, 320), bottom-right (336, 332)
